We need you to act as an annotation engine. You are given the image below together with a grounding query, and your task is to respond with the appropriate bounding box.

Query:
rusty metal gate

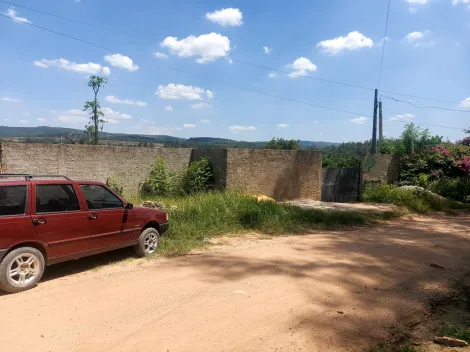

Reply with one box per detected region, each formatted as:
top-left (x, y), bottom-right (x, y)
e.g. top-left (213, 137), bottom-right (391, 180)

top-left (321, 168), bottom-right (361, 203)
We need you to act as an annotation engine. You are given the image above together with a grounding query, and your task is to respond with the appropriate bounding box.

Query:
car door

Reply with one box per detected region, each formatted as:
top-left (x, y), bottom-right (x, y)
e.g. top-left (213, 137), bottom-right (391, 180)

top-left (78, 184), bottom-right (137, 251)
top-left (32, 182), bottom-right (89, 259)
top-left (0, 183), bottom-right (37, 250)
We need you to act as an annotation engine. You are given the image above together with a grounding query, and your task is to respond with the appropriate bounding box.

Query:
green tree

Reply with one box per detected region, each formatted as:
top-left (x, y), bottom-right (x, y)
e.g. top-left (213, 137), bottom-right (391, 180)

top-left (264, 138), bottom-right (300, 150)
top-left (83, 76), bottom-right (107, 144)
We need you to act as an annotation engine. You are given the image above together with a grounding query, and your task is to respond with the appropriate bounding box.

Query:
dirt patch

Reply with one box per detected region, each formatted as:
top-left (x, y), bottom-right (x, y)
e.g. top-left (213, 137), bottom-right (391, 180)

top-left (0, 215), bottom-right (469, 352)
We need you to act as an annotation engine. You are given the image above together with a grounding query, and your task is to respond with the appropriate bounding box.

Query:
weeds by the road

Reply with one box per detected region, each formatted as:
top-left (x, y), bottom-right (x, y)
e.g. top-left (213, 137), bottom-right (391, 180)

top-left (439, 324), bottom-right (470, 343)
top-left (362, 185), bottom-right (469, 214)
top-left (130, 192), bottom-right (401, 256)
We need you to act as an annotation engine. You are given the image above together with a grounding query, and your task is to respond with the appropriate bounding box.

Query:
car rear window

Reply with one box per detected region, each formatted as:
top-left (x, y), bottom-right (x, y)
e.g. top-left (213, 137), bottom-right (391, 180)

top-left (0, 185), bottom-right (27, 217)
top-left (36, 184), bottom-right (80, 213)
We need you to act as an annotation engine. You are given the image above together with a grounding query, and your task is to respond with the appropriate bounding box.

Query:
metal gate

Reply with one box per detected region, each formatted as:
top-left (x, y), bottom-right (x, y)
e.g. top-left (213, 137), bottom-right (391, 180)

top-left (321, 168), bottom-right (361, 203)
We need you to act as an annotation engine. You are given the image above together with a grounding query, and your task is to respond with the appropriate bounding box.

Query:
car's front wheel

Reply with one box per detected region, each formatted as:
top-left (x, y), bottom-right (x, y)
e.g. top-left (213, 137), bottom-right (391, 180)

top-left (134, 227), bottom-right (160, 257)
top-left (0, 247), bottom-right (45, 293)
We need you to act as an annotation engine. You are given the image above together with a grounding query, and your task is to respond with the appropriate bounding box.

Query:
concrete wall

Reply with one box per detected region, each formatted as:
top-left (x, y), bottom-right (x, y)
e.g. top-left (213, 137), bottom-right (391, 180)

top-left (0, 144), bottom-right (322, 200)
top-left (225, 149), bottom-right (322, 200)
top-left (361, 154), bottom-right (399, 186)
top-left (0, 143), bottom-right (192, 196)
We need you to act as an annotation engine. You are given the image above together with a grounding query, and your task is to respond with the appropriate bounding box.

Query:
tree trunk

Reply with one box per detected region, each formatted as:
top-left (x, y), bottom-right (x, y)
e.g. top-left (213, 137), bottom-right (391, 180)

top-left (93, 93), bottom-right (98, 145)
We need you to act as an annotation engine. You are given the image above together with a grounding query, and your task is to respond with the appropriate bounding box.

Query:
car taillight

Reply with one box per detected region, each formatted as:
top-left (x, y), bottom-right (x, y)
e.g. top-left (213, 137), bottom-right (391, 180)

top-left (165, 213), bottom-right (169, 222)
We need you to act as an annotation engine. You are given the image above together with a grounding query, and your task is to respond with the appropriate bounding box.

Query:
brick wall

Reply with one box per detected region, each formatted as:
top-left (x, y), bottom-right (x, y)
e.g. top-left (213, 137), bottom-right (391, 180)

top-left (0, 143), bottom-right (191, 196)
top-left (0, 143), bottom-right (322, 200)
top-left (225, 149), bottom-right (322, 200)
top-left (362, 154), bottom-right (399, 186)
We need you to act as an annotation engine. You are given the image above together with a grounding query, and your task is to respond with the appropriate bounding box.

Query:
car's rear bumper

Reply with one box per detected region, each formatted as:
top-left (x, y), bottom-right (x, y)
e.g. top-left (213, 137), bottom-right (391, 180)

top-left (0, 249), bottom-right (8, 262)
top-left (160, 222), bottom-right (169, 235)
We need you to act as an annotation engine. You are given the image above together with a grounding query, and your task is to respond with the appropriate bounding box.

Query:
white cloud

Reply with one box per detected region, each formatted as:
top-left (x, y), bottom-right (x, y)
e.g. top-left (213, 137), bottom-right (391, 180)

top-left (156, 84), bottom-right (211, 100)
top-left (200, 119), bottom-right (211, 124)
top-left (34, 58), bottom-right (111, 76)
top-left (407, 0), bottom-right (427, 4)
top-left (389, 113), bottom-right (415, 121)
top-left (452, 0), bottom-right (469, 5)
top-left (153, 52), bottom-right (169, 59)
top-left (105, 96), bottom-right (147, 107)
top-left (403, 30), bottom-right (431, 45)
top-left (56, 109), bottom-right (88, 124)
top-left (287, 57), bottom-right (317, 78)
top-left (206, 90), bottom-right (213, 99)
top-left (19, 120), bottom-right (28, 124)
top-left (23, 112), bottom-right (30, 116)
top-left (101, 107), bottom-right (132, 120)
top-left (0, 97), bottom-right (20, 102)
top-left (164, 105), bottom-right (174, 111)
top-left (459, 97), bottom-right (470, 109)
top-left (104, 54), bottom-right (139, 71)
top-left (191, 102), bottom-right (210, 109)
top-left (161, 33), bottom-right (231, 63)
top-left (37, 118), bottom-right (45, 122)
top-left (132, 119), bottom-right (172, 135)
top-left (317, 31), bottom-right (373, 55)
top-left (350, 117), bottom-right (368, 124)
top-left (409, 7), bottom-right (418, 13)
top-left (277, 124), bottom-right (289, 128)
top-left (5, 8), bottom-right (31, 24)
top-left (268, 72), bottom-right (277, 79)
top-left (229, 125), bottom-right (256, 133)
top-left (205, 8), bottom-right (243, 27)
top-left (183, 124), bottom-right (196, 128)
top-left (263, 46), bottom-right (272, 54)
top-left (227, 58), bottom-right (233, 64)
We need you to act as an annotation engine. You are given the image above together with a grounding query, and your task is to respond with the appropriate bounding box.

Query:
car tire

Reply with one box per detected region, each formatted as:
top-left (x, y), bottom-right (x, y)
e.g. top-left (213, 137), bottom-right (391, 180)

top-left (0, 247), bottom-right (45, 293)
top-left (134, 227), bottom-right (160, 257)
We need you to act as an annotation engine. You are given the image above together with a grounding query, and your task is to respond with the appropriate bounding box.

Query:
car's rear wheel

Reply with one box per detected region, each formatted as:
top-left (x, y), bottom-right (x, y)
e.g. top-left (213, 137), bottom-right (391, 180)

top-left (0, 247), bottom-right (45, 293)
top-left (134, 227), bottom-right (160, 257)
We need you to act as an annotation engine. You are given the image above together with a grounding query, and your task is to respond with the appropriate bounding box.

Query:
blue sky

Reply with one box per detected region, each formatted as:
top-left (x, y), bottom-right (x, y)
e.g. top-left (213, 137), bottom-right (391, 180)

top-left (0, 0), bottom-right (469, 142)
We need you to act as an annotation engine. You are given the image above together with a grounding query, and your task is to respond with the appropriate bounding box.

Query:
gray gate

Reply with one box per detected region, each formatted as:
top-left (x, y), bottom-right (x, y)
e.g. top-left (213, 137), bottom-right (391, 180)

top-left (321, 168), bottom-right (361, 203)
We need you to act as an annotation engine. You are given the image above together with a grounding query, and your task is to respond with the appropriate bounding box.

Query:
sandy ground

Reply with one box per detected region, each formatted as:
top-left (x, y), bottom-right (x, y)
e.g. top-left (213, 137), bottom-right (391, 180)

top-left (288, 199), bottom-right (400, 213)
top-left (1, 215), bottom-right (470, 352)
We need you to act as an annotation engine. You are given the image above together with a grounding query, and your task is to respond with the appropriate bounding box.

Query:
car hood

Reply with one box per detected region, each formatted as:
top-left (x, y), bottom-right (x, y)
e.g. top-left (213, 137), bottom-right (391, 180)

top-left (132, 206), bottom-right (166, 215)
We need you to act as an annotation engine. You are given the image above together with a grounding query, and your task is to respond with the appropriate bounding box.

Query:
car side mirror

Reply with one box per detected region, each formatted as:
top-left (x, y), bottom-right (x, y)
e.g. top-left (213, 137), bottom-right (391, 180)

top-left (125, 203), bottom-right (134, 210)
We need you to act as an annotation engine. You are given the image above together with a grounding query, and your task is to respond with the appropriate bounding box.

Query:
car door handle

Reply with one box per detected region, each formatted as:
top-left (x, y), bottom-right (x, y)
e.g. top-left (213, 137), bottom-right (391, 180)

top-left (32, 218), bottom-right (47, 225)
top-left (88, 214), bottom-right (98, 220)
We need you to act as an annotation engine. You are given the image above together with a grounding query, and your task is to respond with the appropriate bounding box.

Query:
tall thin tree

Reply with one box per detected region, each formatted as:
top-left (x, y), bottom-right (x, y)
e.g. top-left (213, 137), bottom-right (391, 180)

top-left (83, 76), bottom-right (107, 144)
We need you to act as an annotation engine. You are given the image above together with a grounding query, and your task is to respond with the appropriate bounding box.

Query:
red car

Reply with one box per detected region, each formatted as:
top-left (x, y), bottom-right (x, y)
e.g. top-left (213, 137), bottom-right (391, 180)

top-left (0, 174), bottom-right (169, 293)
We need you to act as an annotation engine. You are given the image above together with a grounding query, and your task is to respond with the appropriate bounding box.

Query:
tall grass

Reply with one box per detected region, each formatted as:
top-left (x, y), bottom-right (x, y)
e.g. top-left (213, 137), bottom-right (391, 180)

top-left (130, 192), bottom-right (400, 256)
top-left (362, 185), bottom-right (469, 213)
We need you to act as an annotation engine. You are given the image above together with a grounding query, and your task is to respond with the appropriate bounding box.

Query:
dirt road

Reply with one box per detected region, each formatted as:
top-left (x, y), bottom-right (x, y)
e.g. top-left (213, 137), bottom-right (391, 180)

top-left (1, 215), bottom-right (469, 352)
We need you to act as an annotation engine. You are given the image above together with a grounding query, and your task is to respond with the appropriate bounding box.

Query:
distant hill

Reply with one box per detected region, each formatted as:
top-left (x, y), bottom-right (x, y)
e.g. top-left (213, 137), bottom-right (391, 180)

top-left (0, 126), bottom-right (339, 149)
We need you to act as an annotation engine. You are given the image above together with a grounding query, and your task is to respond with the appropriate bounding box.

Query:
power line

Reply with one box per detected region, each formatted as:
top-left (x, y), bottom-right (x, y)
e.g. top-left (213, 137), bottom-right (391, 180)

top-left (0, 13), bottom-right (114, 52)
top-left (382, 107), bottom-right (464, 130)
top-left (230, 59), bottom-right (374, 92)
top-left (377, 0), bottom-right (391, 89)
top-left (169, 67), bottom-right (373, 117)
top-left (2, 0), bottom-right (465, 106)
top-left (381, 95), bottom-right (469, 113)
top-left (0, 13), bottom-right (372, 118)
top-left (0, 0), bottom-right (124, 34)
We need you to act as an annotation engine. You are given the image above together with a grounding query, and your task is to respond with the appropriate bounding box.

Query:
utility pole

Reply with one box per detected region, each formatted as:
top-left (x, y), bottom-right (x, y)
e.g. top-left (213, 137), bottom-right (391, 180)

top-left (378, 101), bottom-right (383, 154)
top-left (371, 89), bottom-right (378, 154)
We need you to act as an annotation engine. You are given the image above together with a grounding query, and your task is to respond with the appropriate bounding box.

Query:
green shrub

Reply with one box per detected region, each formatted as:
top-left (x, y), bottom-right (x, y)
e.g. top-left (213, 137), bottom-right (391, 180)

top-left (428, 177), bottom-right (470, 203)
top-left (140, 157), bottom-right (171, 196)
top-left (106, 174), bottom-right (124, 196)
top-left (439, 324), bottom-right (470, 342)
top-left (182, 157), bottom-right (213, 195)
